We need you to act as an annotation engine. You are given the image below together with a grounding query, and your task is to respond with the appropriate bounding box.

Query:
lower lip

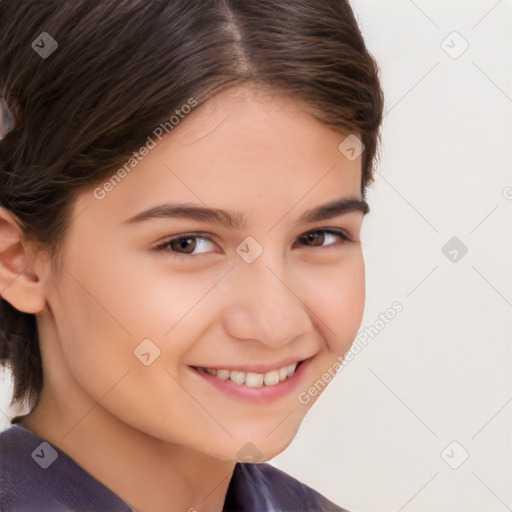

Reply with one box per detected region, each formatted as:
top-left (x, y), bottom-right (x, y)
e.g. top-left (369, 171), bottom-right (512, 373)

top-left (189, 358), bottom-right (312, 403)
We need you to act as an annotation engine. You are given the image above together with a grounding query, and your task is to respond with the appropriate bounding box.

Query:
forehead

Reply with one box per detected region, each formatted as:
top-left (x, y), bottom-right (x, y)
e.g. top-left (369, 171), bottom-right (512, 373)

top-left (76, 84), bottom-right (363, 228)
top-left (174, 85), bottom-right (312, 144)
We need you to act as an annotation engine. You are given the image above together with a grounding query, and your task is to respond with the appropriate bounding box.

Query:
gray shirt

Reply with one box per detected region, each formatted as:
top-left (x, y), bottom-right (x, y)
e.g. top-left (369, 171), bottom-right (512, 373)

top-left (0, 423), bottom-right (348, 511)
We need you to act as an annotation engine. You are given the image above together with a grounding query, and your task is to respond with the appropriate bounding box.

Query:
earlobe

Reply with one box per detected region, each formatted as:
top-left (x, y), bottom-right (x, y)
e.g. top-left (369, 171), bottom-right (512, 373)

top-left (0, 206), bottom-right (47, 314)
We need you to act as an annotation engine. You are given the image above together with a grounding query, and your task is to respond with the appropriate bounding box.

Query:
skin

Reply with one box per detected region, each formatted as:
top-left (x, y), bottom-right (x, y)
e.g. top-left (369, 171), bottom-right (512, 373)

top-left (0, 84), bottom-right (366, 512)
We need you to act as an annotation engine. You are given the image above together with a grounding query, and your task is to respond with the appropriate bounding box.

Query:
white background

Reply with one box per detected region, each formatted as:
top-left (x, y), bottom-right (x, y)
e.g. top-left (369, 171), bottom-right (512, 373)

top-left (2, 1), bottom-right (511, 511)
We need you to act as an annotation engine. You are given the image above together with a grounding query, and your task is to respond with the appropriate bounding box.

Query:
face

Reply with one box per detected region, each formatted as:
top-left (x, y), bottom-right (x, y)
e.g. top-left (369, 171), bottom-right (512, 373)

top-left (36, 85), bottom-right (366, 462)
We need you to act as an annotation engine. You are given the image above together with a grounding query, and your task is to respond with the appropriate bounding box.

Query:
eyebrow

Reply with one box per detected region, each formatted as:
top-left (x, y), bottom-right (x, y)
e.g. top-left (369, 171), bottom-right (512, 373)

top-left (122, 196), bottom-right (369, 229)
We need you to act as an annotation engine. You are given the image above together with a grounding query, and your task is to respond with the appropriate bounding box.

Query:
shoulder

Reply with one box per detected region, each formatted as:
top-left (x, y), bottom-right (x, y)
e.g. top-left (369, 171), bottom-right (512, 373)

top-left (224, 461), bottom-right (350, 512)
top-left (0, 425), bottom-right (132, 512)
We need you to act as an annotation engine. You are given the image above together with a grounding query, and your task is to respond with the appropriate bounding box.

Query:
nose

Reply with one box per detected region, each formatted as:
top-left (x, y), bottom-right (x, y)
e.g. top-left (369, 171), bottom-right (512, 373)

top-left (220, 258), bottom-right (312, 348)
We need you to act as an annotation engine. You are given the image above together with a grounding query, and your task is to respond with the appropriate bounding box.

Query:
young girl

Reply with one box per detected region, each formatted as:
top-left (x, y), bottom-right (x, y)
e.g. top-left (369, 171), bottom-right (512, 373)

top-left (0, 1), bottom-right (383, 510)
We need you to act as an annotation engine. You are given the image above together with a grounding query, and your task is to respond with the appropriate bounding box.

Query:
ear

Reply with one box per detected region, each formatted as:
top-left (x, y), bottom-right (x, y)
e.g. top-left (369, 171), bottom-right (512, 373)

top-left (0, 206), bottom-right (47, 314)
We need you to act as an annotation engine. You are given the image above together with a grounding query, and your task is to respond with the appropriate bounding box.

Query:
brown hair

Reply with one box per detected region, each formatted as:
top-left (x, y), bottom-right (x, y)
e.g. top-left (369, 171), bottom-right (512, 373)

top-left (0, 0), bottom-right (383, 412)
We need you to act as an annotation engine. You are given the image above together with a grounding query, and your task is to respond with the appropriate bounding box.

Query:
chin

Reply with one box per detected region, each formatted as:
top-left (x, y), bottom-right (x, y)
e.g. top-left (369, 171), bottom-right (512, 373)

top-left (204, 428), bottom-right (299, 463)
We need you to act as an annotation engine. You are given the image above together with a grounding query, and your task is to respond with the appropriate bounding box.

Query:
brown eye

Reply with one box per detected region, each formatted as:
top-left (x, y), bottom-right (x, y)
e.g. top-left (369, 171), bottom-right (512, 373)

top-left (154, 234), bottom-right (217, 257)
top-left (296, 229), bottom-right (350, 248)
top-left (169, 236), bottom-right (197, 254)
top-left (300, 232), bottom-right (326, 247)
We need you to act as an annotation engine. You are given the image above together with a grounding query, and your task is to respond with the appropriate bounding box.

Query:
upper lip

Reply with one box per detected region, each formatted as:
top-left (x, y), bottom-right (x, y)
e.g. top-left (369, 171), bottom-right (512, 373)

top-left (190, 355), bottom-right (314, 374)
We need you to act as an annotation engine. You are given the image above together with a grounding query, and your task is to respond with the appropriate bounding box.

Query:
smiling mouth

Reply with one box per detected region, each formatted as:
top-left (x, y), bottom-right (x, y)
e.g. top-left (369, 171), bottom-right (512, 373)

top-left (191, 361), bottom-right (303, 388)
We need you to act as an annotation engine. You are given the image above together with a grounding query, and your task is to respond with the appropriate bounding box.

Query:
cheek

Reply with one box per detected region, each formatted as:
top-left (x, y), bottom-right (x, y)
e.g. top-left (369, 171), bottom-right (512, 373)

top-left (50, 273), bottom-right (133, 386)
top-left (47, 264), bottom-right (192, 437)
top-left (49, 250), bottom-right (223, 393)
top-left (305, 250), bottom-right (365, 352)
top-left (46, 243), bottom-right (160, 401)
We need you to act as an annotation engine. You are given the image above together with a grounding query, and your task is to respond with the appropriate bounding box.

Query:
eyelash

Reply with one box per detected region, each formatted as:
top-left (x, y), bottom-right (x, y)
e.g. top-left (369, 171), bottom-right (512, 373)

top-left (153, 228), bottom-right (352, 258)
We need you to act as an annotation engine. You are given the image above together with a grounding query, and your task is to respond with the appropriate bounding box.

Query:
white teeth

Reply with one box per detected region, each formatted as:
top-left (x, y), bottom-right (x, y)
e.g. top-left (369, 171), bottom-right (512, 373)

top-left (245, 372), bottom-right (264, 387)
top-left (287, 363), bottom-right (297, 377)
top-left (264, 370), bottom-right (280, 386)
top-left (229, 371), bottom-right (245, 385)
top-left (216, 369), bottom-right (230, 380)
top-left (197, 362), bottom-right (300, 387)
